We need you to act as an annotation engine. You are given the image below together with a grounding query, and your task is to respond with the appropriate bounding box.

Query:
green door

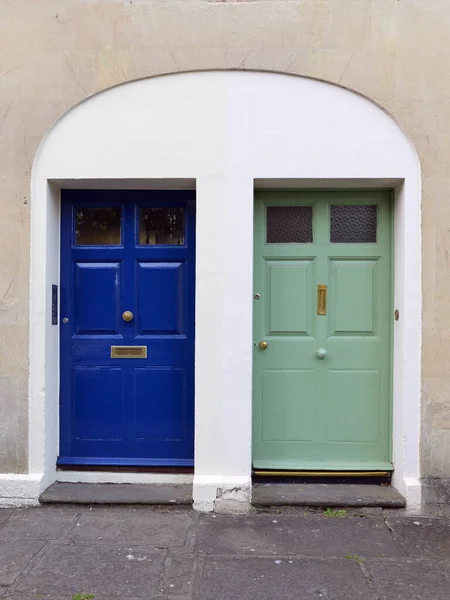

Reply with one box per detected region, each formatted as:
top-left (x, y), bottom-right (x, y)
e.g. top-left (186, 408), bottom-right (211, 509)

top-left (253, 191), bottom-right (393, 471)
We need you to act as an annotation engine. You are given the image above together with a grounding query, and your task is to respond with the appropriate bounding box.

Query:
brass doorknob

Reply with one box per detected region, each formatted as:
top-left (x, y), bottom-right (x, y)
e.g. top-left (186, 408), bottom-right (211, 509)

top-left (122, 311), bottom-right (134, 322)
top-left (259, 341), bottom-right (268, 350)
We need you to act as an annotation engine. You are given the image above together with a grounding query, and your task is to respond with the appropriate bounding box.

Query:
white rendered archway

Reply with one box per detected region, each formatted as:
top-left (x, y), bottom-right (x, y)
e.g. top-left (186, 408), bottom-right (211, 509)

top-left (0, 71), bottom-right (422, 510)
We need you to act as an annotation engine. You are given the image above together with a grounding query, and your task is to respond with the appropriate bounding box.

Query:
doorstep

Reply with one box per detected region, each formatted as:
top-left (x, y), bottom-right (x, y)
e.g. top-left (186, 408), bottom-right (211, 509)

top-left (39, 482), bottom-right (193, 505)
top-left (252, 483), bottom-right (406, 508)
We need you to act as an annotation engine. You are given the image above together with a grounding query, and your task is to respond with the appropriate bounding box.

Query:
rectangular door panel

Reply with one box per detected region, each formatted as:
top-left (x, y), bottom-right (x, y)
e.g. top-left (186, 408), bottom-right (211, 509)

top-left (325, 370), bottom-right (380, 443)
top-left (261, 370), bottom-right (315, 442)
top-left (328, 259), bottom-right (378, 337)
top-left (73, 367), bottom-right (124, 440)
top-left (137, 262), bottom-right (184, 335)
top-left (132, 368), bottom-right (186, 441)
top-left (75, 262), bottom-right (120, 334)
top-left (266, 259), bottom-right (315, 337)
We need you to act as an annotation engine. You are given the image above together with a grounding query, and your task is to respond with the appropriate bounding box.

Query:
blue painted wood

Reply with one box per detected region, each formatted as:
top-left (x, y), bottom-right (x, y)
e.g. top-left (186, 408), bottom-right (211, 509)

top-left (59, 190), bottom-right (196, 466)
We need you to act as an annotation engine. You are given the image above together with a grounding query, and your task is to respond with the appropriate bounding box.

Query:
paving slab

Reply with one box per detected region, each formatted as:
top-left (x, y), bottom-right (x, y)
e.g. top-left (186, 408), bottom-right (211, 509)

top-left (40, 482), bottom-right (193, 504)
top-left (68, 506), bottom-right (194, 547)
top-left (367, 558), bottom-right (450, 600)
top-left (0, 510), bottom-right (12, 528)
top-left (0, 507), bottom-right (78, 540)
top-left (253, 483), bottom-right (406, 507)
top-left (15, 543), bottom-right (166, 599)
top-left (197, 556), bottom-right (376, 600)
top-left (0, 540), bottom-right (45, 586)
top-left (385, 516), bottom-right (450, 559)
top-left (157, 554), bottom-right (197, 599)
top-left (195, 514), bottom-right (405, 558)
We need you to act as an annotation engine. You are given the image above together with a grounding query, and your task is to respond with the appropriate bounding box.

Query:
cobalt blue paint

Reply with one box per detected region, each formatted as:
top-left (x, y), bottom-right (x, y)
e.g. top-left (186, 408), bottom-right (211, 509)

top-left (59, 190), bottom-right (195, 466)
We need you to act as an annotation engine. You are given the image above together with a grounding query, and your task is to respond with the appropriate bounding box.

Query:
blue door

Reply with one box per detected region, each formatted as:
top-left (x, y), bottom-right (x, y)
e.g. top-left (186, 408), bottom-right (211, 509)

top-left (59, 190), bottom-right (195, 466)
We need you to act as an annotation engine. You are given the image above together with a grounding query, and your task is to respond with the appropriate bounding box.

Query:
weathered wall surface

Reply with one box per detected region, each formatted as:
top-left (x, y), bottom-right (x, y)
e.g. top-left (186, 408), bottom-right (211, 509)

top-left (0, 0), bottom-right (449, 483)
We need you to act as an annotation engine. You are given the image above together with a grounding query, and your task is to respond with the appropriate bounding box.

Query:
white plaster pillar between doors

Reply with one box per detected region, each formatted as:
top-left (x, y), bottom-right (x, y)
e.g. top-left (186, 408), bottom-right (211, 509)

top-left (193, 177), bottom-right (254, 513)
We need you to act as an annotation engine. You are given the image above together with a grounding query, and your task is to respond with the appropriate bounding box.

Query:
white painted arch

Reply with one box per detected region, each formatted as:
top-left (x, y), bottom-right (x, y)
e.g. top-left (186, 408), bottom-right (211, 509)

top-left (1, 71), bottom-right (422, 510)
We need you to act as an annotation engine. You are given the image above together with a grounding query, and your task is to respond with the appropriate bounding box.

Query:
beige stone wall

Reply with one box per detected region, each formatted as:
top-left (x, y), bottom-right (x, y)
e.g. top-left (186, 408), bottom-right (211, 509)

top-left (1, 0), bottom-right (449, 478)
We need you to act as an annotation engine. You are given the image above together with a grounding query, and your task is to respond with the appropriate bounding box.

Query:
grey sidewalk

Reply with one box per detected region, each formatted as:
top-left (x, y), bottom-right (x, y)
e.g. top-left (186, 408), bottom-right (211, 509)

top-left (1, 506), bottom-right (450, 600)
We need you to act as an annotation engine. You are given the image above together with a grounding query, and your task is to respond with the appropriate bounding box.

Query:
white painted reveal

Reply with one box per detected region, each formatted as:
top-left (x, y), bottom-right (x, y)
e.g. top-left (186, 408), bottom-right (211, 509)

top-left (0, 71), bottom-right (421, 511)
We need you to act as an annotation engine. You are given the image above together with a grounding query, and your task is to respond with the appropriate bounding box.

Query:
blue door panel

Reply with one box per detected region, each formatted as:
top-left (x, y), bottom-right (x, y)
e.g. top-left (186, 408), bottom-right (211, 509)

top-left (73, 367), bottom-right (125, 440)
top-left (137, 262), bottom-right (184, 334)
top-left (59, 190), bottom-right (195, 466)
top-left (75, 262), bottom-right (121, 334)
top-left (132, 368), bottom-right (186, 441)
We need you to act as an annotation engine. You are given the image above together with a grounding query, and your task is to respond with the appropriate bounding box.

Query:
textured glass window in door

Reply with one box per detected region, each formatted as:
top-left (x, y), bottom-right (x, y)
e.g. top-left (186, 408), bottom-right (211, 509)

top-left (330, 205), bottom-right (377, 243)
top-left (266, 206), bottom-right (313, 243)
top-left (76, 208), bottom-right (121, 245)
top-left (139, 207), bottom-right (185, 245)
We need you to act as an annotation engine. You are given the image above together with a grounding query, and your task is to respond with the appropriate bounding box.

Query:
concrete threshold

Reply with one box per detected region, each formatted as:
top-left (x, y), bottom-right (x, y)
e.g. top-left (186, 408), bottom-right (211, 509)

top-left (39, 482), bottom-right (193, 505)
top-left (252, 483), bottom-right (406, 508)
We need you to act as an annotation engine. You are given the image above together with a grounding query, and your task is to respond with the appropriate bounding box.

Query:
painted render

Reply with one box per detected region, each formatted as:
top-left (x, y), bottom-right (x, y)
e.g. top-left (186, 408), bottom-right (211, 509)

top-left (0, 0), bottom-right (448, 507)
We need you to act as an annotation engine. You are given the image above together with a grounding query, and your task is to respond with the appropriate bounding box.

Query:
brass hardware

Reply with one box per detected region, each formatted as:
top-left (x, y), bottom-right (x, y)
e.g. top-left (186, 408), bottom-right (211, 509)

top-left (394, 309), bottom-right (399, 321)
top-left (253, 470), bottom-right (390, 477)
top-left (122, 310), bottom-right (134, 322)
top-left (111, 346), bottom-right (147, 359)
top-left (317, 284), bottom-right (327, 315)
top-left (259, 341), bottom-right (268, 350)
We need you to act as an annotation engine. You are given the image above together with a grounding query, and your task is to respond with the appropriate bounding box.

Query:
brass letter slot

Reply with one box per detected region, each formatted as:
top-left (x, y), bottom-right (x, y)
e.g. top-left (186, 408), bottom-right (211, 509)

top-left (111, 346), bottom-right (147, 359)
top-left (317, 284), bottom-right (327, 315)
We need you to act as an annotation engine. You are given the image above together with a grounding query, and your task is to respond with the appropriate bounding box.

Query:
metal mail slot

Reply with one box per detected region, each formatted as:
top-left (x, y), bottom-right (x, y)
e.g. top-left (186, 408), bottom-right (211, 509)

top-left (111, 346), bottom-right (147, 359)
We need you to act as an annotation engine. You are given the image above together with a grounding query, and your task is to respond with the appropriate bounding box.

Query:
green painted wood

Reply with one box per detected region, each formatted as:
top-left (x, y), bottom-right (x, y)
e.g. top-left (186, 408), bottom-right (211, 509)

top-left (253, 191), bottom-right (393, 471)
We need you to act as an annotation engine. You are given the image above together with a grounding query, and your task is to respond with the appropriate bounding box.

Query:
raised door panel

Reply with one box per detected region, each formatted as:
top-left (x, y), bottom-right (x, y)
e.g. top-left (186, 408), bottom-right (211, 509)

top-left (328, 259), bottom-right (378, 337)
top-left (261, 370), bottom-right (315, 443)
top-left (75, 262), bottom-right (120, 334)
top-left (266, 259), bottom-right (315, 337)
top-left (325, 370), bottom-right (380, 443)
top-left (73, 367), bottom-right (125, 440)
top-left (132, 368), bottom-right (186, 441)
top-left (137, 262), bottom-right (184, 335)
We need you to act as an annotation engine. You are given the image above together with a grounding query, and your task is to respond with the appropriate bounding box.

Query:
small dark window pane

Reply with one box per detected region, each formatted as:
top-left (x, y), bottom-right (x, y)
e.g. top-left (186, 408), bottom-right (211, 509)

top-left (139, 207), bottom-right (185, 245)
top-left (266, 206), bottom-right (313, 243)
top-left (76, 208), bottom-right (121, 245)
top-left (330, 205), bottom-right (377, 243)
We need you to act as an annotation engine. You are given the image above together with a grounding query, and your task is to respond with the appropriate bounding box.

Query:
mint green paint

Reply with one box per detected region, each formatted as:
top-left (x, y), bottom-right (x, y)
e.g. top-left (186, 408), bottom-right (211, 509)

top-left (253, 191), bottom-right (393, 471)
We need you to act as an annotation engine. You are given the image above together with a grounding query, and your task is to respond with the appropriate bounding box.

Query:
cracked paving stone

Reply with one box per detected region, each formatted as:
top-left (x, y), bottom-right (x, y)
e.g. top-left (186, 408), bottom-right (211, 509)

top-left (197, 556), bottom-right (377, 600)
top-left (195, 514), bottom-right (404, 558)
top-left (67, 507), bottom-right (193, 547)
top-left (0, 508), bottom-right (78, 540)
top-left (0, 540), bottom-right (46, 586)
top-left (366, 558), bottom-right (450, 600)
top-left (385, 516), bottom-right (450, 558)
top-left (15, 543), bottom-right (166, 599)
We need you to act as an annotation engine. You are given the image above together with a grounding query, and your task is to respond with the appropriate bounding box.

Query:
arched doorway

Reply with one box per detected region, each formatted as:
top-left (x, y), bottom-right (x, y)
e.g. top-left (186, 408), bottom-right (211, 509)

top-left (30, 71), bottom-right (421, 511)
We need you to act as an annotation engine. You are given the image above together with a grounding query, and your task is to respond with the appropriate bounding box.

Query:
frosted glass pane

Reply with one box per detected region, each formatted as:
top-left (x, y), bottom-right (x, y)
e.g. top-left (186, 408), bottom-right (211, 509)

top-left (266, 206), bottom-right (313, 243)
top-left (139, 208), bottom-right (185, 245)
top-left (331, 205), bottom-right (377, 243)
top-left (76, 208), bottom-right (121, 245)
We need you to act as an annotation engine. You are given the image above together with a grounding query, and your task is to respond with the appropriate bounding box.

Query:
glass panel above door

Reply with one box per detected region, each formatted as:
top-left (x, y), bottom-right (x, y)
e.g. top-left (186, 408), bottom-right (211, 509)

top-left (139, 207), bottom-right (185, 245)
top-left (75, 208), bottom-right (121, 245)
top-left (266, 206), bottom-right (313, 243)
top-left (330, 205), bottom-right (377, 243)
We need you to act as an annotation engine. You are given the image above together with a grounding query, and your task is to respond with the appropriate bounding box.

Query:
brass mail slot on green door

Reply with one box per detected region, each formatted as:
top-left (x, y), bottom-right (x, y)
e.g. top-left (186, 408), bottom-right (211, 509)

top-left (111, 346), bottom-right (147, 359)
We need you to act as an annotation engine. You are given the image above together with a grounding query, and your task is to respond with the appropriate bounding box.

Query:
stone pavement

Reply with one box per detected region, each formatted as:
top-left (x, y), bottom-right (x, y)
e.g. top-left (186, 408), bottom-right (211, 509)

top-left (1, 505), bottom-right (450, 599)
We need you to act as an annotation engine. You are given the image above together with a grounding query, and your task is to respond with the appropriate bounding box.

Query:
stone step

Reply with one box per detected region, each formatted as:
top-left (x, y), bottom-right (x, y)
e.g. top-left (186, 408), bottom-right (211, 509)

top-left (252, 483), bottom-right (406, 508)
top-left (39, 482), bottom-right (193, 505)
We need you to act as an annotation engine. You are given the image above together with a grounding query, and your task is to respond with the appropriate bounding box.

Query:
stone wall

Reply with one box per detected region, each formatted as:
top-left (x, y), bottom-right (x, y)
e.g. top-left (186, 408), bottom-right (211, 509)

top-left (1, 0), bottom-right (449, 483)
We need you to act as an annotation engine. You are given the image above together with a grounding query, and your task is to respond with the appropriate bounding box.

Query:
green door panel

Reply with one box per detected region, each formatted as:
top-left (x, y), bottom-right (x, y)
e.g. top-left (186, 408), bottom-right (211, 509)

top-left (253, 191), bottom-right (393, 471)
